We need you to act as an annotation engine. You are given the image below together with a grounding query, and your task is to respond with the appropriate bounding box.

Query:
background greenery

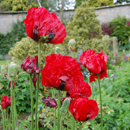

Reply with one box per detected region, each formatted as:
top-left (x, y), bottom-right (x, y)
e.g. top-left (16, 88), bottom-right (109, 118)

top-left (0, 21), bottom-right (26, 55)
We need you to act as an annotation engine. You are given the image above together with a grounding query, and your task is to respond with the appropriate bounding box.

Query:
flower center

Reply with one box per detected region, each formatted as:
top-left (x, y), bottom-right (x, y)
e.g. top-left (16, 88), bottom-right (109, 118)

top-left (31, 27), bottom-right (40, 42)
top-left (48, 31), bottom-right (55, 42)
top-left (86, 115), bottom-right (89, 121)
top-left (58, 81), bottom-right (65, 91)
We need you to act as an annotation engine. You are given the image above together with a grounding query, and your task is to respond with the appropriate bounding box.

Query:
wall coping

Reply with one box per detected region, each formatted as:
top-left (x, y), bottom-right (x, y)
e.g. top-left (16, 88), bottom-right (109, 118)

top-left (94, 3), bottom-right (130, 10)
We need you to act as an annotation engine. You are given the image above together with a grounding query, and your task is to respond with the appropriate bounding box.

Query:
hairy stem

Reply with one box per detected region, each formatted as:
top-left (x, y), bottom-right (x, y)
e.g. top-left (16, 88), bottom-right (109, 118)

top-left (30, 74), bottom-right (34, 130)
top-left (98, 75), bottom-right (103, 130)
top-left (58, 90), bottom-right (61, 130)
top-left (35, 42), bottom-right (41, 130)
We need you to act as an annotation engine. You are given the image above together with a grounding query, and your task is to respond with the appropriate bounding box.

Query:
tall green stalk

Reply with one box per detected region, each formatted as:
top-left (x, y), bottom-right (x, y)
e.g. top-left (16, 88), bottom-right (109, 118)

top-left (67, 112), bottom-right (69, 130)
top-left (91, 82), bottom-right (95, 130)
top-left (98, 75), bottom-right (103, 130)
top-left (35, 42), bottom-right (41, 130)
top-left (54, 107), bottom-right (56, 130)
top-left (58, 90), bottom-right (61, 130)
top-left (73, 116), bottom-right (75, 130)
top-left (11, 81), bottom-right (15, 130)
top-left (2, 110), bottom-right (5, 130)
top-left (79, 121), bottom-right (82, 130)
top-left (13, 88), bottom-right (18, 129)
top-left (30, 74), bottom-right (34, 130)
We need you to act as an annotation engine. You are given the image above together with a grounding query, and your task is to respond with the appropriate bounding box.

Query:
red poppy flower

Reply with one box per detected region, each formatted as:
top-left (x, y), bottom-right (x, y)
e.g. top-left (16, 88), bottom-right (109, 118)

top-left (69, 97), bottom-right (99, 121)
top-left (80, 49), bottom-right (108, 82)
top-left (21, 55), bottom-right (40, 88)
top-left (41, 54), bottom-right (84, 92)
top-left (24, 7), bottom-right (66, 44)
top-left (1, 95), bottom-right (11, 109)
top-left (68, 81), bottom-right (92, 98)
top-left (42, 96), bottom-right (57, 108)
top-left (21, 55), bottom-right (40, 74)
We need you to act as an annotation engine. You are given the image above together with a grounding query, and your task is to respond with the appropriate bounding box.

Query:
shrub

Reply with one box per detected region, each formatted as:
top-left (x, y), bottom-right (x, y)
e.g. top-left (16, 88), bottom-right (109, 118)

top-left (2, 0), bottom-right (38, 11)
top-left (0, 68), bottom-right (44, 113)
top-left (0, 1), bottom-right (11, 11)
top-left (0, 21), bottom-right (26, 54)
top-left (101, 23), bottom-right (114, 36)
top-left (109, 16), bottom-right (130, 45)
top-left (64, 1), bottom-right (111, 56)
top-left (9, 37), bottom-right (65, 69)
top-left (0, 54), bottom-right (4, 60)
top-left (88, 0), bottom-right (113, 7)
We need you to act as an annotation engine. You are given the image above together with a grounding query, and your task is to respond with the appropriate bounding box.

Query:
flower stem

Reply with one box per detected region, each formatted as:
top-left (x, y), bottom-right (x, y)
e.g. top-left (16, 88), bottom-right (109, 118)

top-left (30, 74), bottom-right (34, 130)
top-left (79, 121), bottom-right (82, 130)
top-left (67, 112), bottom-right (69, 130)
top-left (5, 111), bottom-right (7, 130)
top-left (73, 116), bottom-right (75, 130)
top-left (58, 90), bottom-right (61, 130)
top-left (91, 82), bottom-right (95, 130)
top-left (11, 81), bottom-right (15, 130)
top-left (2, 109), bottom-right (5, 130)
top-left (35, 42), bottom-right (41, 130)
top-left (13, 88), bottom-right (18, 129)
top-left (98, 75), bottom-right (103, 130)
top-left (54, 107), bottom-right (56, 130)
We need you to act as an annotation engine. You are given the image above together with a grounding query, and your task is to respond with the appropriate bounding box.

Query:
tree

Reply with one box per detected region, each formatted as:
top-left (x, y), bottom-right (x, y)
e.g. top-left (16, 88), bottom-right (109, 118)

top-left (114, 0), bottom-right (130, 4)
top-left (75, 0), bottom-right (86, 8)
top-left (64, 1), bottom-right (109, 54)
top-left (88, 0), bottom-right (113, 7)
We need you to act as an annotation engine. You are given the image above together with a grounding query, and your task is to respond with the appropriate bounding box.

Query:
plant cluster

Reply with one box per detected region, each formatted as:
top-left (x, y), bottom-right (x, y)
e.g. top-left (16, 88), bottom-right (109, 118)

top-left (0, 21), bottom-right (26, 55)
top-left (0, 68), bottom-right (43, 114)
top-left (109, 16), bottom-right (130, 45)
top-left (64, 1), bottom-right (111, 57)
top-left (0, 0), bottom-right (38, 11)
top-left (9, 37), bottom-right (65, 68)
top-left (101, 23), bottom-right (114, 36)
top-left (88, 0), bottom-right (113, 7)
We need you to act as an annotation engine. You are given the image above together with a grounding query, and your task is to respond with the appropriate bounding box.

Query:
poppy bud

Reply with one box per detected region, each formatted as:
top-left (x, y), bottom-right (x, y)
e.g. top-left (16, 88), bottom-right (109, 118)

top-left (55, 46), bottom-right (60, 54)
top-left (8, 62), bottom-right (18, 81)
top-left (68, 39), bottom-right (76, 51)
top-left (60, 98), bottom-right (70, 113)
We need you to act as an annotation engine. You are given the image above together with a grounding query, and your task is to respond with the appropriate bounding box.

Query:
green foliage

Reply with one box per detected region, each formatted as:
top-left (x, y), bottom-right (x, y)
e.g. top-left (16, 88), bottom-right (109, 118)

top-left (0, 21), bottom-right (26, 55)
top-left (88, 0), bottom-right (113, 7)
top-left (1, 0), bottom-right (38, 11)
top-left (0, 1), bottom-right (12, 11)
top-left (119, 41), bottom-right (130, 51)
top-left (9, 37), bottom-right (65, 69)
top-left (0, 54), bottom-right (4, 60)
top-left (64, 2), bottom-right (111, 56)
top-left (0, 68), bottom-right (44, 113)
top-left (109, 16), bottom-right (130, 45)
top-left (85, 62), bottom-right (130, 129)
top-left (75, 0), bottom-right (85, 8)
top-left (115, 0), bottom-right (130, 4)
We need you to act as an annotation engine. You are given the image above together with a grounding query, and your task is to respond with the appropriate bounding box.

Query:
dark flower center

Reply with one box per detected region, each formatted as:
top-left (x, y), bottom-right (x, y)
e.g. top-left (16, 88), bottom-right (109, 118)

top-left (48, 31), bottom-right (55, 42)
top-left (58, 81), bottom-right (65, 91)
top-left (31, 27), bottom-right (40, 42)
top-left (100, 70), bottom-right (105, 74)
top-left (86, 115), bottom-right (89, 121)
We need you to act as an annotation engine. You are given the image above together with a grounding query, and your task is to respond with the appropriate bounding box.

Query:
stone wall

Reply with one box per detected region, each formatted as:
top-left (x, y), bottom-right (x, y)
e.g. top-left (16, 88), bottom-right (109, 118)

top-left (1, 3), bottom-right (130, 34)
top-left (95, 3), bottom-right (130, 24)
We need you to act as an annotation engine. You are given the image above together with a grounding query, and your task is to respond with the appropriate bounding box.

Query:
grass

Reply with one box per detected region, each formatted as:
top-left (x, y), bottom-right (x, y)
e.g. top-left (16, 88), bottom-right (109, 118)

top-left (118, 50), bottom-right (130, 56)
top-left (0, 60), bottom-right (11, 65)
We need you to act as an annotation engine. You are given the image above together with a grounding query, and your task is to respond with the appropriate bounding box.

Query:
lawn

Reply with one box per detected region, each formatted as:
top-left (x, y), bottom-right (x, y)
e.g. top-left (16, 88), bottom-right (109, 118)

top-left (0, 60), bottom-right (11, 65)
top-left (118, 50), bottom-right (130, 56)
